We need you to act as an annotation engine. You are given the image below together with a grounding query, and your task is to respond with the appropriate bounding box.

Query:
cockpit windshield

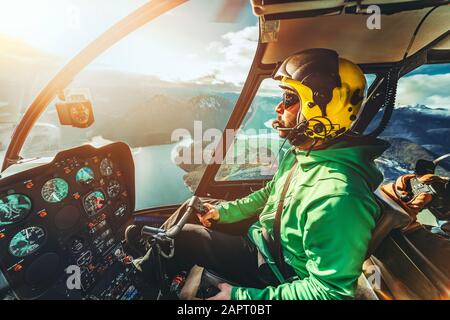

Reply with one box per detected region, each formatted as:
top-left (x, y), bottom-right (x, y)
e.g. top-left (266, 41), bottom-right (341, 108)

top-left (5, 0), bottom-right (258, 210)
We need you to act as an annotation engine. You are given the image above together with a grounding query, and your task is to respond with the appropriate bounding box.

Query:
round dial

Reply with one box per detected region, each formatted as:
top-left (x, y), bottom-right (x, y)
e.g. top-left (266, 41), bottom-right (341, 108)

top-left (70, 103), bottom-right (90, 125)
top-left (41, 178), bottom-right (69, 203)
top-left (107, 179), bottom-right (121, 198)
top-left (0, 194), bottom-right (32, 226)
top-left (9, 226), bottom-right (46, 258)
top-left (83, 190), bottom-right (106, 217)
top-left (76, 167), bottom-right (94, 185)
top-left (100, 158), bottom-right (114, 176)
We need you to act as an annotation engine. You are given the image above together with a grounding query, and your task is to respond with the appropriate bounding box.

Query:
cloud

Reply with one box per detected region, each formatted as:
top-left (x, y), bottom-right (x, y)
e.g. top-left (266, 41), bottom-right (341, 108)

top-left (199, 25), bottom-right (258, 86)
top-left (197, 26), bottom-right (450, 108)
top-left (397, 73), bottom-right (450, 110)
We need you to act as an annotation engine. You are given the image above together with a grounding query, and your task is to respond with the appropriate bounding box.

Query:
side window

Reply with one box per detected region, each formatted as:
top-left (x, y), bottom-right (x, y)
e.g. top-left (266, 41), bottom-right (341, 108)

top-left (369, 63), bottom-right (450, 181)
top-left (215, 79), bottom-right (290, 181)
top-left (370, 63), bottom-right (450, 226)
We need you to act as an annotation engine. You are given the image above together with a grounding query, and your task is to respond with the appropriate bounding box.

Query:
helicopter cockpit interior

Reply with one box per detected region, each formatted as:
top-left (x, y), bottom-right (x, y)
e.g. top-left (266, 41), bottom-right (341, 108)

top-left (0, 0), bottom-right (449, 300)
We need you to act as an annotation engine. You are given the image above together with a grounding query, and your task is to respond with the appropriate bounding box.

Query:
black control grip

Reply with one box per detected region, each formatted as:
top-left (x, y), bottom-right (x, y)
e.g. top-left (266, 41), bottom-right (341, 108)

top-left (188, 196), bottom-right (208, 215)
top-left (141, 226), bottom-right (165, 237)
top-left (166, 196), bottom-right (205, 238)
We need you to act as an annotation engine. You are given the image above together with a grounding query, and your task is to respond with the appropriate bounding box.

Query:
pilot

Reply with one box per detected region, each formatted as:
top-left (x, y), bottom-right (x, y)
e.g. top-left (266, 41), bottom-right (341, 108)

top-left (134, 48), bottom-right (390, 300)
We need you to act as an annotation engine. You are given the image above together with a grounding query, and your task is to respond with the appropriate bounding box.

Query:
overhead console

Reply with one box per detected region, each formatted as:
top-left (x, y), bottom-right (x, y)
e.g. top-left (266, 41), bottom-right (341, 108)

top-left (0, 142), bottom-right (139, 299)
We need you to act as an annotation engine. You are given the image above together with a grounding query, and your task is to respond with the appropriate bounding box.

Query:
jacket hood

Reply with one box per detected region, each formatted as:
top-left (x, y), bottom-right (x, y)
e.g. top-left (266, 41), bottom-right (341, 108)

top-left (294, 138), bottom-right (390, 190)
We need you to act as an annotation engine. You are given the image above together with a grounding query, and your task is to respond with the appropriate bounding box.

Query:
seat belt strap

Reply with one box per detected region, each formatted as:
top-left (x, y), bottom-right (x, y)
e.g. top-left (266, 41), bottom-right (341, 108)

top-left (270, 161), bottom-right (299, 279)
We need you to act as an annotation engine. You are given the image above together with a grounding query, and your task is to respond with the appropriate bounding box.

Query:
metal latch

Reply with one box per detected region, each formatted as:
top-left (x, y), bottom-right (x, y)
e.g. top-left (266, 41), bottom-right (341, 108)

top-left (260, 17), bottom-right (280, 43)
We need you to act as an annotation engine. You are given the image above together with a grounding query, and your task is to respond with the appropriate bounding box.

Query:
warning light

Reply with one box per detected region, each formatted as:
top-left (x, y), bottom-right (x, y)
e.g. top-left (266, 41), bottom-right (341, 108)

top-left (123, 256), bottom-right (133, 264)
top-left (13, 264), bottom-right (23, 272)
top-left (38, 211), bottom-right (48, 218)
top-left (96, 197), bottom-right (104, 209)
top-left (25, 181), bottom-right (34, 189)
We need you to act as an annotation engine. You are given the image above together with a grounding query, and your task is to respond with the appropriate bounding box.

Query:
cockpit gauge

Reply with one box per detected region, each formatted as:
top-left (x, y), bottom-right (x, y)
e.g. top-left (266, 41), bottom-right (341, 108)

top-left (9, 226), bottom-right (46, 258)
top-left (83, 190), bottom-right (106, 217)
top-left (76, 167), bottom-right (95, 185)
top-left (41, 178), bottom-right (69, 203)
top-left (107, 180), bottom-right (121, 198)
top-left (114, 204), bottom-right (127, 218)
top-left (100, 158), bottom-right (114, 177)
top-left (70, 102), bottom-right (91, 126)
top-left (0, 194), bottom-right (32, 226)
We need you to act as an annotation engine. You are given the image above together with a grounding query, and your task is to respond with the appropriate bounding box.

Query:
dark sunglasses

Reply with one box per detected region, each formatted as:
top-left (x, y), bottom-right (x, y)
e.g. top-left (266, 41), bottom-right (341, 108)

top-left (283, 91), bottom-right (300, 108)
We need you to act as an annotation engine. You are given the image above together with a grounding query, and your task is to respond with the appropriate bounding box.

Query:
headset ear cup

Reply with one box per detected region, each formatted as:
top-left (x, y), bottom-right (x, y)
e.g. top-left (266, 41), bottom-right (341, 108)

top-left (313, 122), bottom-right (325, 134)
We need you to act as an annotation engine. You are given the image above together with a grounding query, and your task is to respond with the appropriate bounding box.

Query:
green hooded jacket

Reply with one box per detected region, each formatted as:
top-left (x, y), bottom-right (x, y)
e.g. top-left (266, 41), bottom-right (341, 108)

top-left (216, 139), bottom-right (389, 300)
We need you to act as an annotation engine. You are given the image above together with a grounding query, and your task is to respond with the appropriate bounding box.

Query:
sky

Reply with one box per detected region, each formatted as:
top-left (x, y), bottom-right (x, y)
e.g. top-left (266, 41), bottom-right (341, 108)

top-left (0, 0), bottom-right (449, 109)
top-left (0, 0), bottom-right (258, 84)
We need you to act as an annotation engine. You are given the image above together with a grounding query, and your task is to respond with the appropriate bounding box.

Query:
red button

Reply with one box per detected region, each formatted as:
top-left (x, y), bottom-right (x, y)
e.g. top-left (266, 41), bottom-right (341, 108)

top-left (123, 256), bottom-right (133, 264)
top-left (96, 198), bottom-right (104, 209)
top-left (0, 233), bottom-right (5, 240)
top-left (39, 211), bottom-right (48, 218)
top-left (13, 264), bottom-right (23, 272)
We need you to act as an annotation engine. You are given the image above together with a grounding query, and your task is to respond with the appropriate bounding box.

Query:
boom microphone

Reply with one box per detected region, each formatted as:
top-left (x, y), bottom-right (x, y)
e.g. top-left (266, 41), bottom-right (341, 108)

top-left (272, 121), bottom-right (292, 131)
top-left (272, 119), bottom-right (309, 133)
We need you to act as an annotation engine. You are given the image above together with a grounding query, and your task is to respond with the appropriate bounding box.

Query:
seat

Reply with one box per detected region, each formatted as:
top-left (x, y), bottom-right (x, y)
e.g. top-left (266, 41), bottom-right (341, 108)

top-left (355, 187), bottom-right (416, 299)
top-left (365, 187), bottom-right (414, 258)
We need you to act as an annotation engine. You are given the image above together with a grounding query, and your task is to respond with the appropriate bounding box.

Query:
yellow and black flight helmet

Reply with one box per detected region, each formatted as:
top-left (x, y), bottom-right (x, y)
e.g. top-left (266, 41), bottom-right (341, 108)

top-left (272, 48), bottom-right (366, 143)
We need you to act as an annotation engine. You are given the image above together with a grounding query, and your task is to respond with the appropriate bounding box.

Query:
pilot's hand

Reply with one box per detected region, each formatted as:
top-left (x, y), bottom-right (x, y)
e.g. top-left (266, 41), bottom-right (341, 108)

top-left (197, 203), bottom-right (220, 228)
top-left (207, 283), bottom-right (232, 300)
top-left (394, 174), bottom-right (434, 215)
top-left (381, 173), bottom-right (444, 220)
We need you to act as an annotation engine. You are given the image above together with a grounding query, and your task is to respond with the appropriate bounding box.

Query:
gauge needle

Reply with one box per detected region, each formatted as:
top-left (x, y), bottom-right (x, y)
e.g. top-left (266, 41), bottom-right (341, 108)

top-left (26, 229), bottom-right (29, 239)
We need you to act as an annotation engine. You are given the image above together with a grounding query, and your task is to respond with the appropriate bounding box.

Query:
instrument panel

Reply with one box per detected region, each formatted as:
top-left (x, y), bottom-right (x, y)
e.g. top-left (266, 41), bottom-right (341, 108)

top-left (0, 142), bottom-right (136, 299)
